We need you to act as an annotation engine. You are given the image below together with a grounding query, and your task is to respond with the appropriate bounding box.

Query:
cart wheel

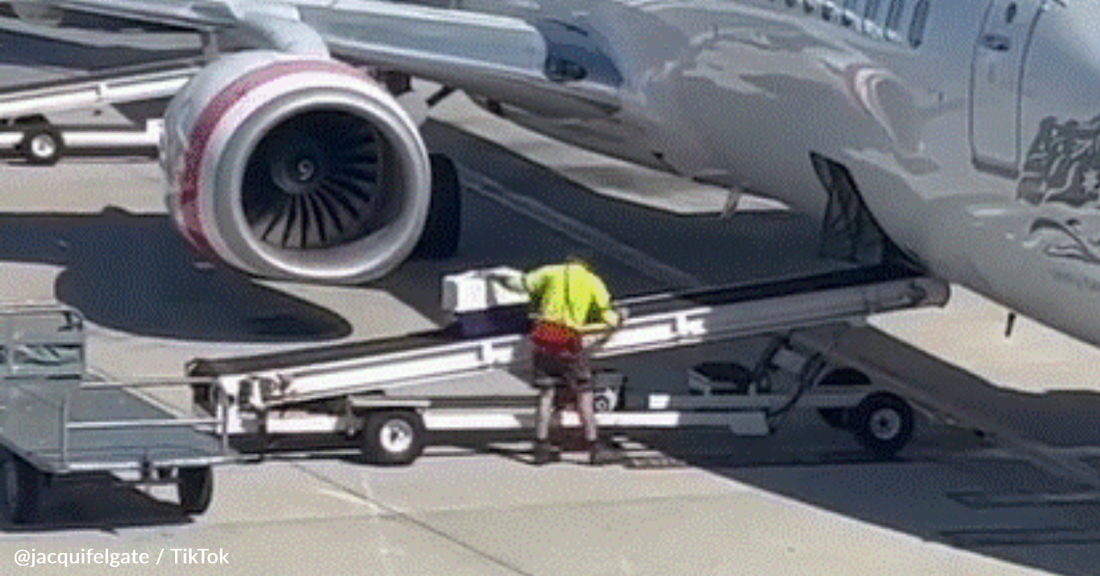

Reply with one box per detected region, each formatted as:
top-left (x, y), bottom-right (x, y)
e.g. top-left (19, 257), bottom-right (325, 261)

top-left (0, 449), bottom-right (41, 524)
top-left (851, 393), bottom-right (914, 458)
top-left (362, 411), bottom-right (426, 466)
top-left (20, 126), bottom-right (64, 166)
top-left (178, 466), bottom-right (214, 515)
top-left (593, 389), bottom-right (616, 413)
top-left (817, 408), bottom-right (850, 430)
top-left (412, 154), bottom-right (461, 259)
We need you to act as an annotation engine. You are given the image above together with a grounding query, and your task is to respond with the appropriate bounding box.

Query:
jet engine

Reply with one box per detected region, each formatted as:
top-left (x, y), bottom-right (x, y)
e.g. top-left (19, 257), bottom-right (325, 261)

top-left (162, 51), bottom-right (440, 284)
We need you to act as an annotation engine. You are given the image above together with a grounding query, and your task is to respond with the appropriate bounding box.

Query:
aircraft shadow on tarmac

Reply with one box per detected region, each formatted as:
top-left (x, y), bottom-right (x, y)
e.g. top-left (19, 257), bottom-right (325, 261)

top-left (0, 194), bottom-right (638, 344)
top-left (0, 192), bottom-right (643, 344)
top-left (0, 119), bottom-right (842, 345)
top-left (0, 12), bottom-right (202, 74)
top-left (0, 207), bottom-right (353, 343)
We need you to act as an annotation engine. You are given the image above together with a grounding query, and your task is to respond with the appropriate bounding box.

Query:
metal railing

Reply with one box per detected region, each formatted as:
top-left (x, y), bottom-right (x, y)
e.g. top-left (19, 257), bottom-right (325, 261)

top-left (252, 275), bottom-right (947, 403)
top-left (56, 377), bottom-right (230, 472)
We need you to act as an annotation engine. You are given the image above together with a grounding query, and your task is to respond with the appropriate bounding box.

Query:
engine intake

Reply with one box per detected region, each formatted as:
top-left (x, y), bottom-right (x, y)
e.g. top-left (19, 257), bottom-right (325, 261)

top-left (162, 51), bottom-right (431, 284)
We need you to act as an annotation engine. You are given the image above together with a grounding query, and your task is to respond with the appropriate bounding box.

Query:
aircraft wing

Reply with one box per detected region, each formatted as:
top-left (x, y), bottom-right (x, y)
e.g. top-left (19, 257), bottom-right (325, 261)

top-left (22, 0), bottom-right (622, 117)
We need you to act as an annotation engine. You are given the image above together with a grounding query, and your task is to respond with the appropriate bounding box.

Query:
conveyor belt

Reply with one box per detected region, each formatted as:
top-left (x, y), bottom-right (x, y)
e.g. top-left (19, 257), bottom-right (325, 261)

top-left (189, 325), bottom-right (468, 377)
top-left (188, 263), bottom-right (925, 379)
top-left (622, 263), bottom-right (920, 314)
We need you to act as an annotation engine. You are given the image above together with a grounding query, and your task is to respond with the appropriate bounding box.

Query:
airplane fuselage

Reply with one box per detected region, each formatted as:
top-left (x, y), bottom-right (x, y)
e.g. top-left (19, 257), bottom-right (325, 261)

top-left (477, 0), bottom-right (1100, 346)
top-left (13, 0), bottom-right (1100, 346)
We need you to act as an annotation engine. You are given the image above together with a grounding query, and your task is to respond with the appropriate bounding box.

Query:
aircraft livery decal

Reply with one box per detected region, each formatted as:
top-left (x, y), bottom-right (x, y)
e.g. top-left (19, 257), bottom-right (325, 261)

top-left (1018, 115), bottom-right (1100, 264)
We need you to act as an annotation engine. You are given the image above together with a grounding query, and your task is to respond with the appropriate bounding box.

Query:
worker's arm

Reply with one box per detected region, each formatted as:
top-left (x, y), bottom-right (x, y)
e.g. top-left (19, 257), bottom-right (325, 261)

top-left (584, 307), bottom-right (621, 332)
top-left (582, 276), bottom-right (622, 332)
top-left (581, 305), bottom-right (623, 351)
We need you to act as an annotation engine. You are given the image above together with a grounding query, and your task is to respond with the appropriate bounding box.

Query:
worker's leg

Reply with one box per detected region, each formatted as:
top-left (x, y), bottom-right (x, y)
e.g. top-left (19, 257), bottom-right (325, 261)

top-left (575, 383), bottom-right (598, 444)
top-left (580, 381), bottom-right (619, 465)
top-left (531, 348), bottom-right (562, 465)
top-left (536, 384), bottom-right (555, 443)
top-left (572, 351), bottom-right (620, 465)
top-left (532, 349), bottom-right (563, 441)
top-left (568, 350), bottom-right (597, 443)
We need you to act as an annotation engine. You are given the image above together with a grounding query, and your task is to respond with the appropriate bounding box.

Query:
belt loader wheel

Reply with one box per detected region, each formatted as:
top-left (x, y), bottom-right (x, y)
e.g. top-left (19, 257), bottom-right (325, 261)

top-left (361, 411), bottom-right (426, 466)
top-left (178, 466), bottom-right (214, 515)
top-left (20, 126), bottom-right (64, 166)
top-left (851, 392), bottom-right (913, 459)
top-left (0, 449), bottom-right (41, 524)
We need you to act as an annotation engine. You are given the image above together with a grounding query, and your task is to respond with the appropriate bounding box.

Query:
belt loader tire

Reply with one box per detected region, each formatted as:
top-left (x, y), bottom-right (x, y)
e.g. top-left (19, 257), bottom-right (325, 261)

top-left (851, 392), bottom-right (913, 459)
top-left (361, 410), bottom-right (426, 466)
top-left (20, 126), bottom-right (64, 166)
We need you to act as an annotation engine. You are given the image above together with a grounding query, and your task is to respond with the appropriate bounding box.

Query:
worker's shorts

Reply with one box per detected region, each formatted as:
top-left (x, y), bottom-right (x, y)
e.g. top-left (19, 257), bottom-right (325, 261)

top-left (532, 345), bottom-right (592, 389)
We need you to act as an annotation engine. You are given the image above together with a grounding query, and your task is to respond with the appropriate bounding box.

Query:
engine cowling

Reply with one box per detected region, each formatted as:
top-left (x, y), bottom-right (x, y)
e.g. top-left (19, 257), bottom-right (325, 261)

top-left (162, 51), bottom-right (431, 284)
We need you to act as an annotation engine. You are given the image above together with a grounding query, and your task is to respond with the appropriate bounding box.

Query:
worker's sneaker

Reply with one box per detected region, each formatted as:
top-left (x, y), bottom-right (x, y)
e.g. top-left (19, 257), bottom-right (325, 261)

top-left (532, 441), bottom-right (560, 466)
top-left (588, 441), bottom-right (622, 466)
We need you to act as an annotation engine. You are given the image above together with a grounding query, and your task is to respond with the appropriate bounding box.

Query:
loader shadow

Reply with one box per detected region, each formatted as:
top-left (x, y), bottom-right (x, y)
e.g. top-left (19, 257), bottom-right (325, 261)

top-left (0, 208), bottom-right (351, 342)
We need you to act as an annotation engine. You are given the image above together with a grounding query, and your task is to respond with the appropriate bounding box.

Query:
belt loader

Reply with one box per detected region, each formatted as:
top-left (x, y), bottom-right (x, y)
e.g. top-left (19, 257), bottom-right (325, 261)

top-left (187, 264), bottom-right (949, 466)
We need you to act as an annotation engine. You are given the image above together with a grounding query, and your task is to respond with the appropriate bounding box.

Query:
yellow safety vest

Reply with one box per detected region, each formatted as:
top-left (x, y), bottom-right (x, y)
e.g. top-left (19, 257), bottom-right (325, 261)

top-left (524, 263), bottom-right (617, 331)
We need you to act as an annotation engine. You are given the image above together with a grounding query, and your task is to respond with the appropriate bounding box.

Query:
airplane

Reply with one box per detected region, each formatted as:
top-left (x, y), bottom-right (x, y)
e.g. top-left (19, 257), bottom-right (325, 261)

top-left (5, 0), bottom-right (1100, 351)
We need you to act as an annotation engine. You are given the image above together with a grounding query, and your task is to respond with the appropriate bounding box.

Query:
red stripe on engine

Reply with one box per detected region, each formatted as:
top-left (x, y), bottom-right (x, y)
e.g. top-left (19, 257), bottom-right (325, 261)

top-left (178, 58), bottom-right (359, 254)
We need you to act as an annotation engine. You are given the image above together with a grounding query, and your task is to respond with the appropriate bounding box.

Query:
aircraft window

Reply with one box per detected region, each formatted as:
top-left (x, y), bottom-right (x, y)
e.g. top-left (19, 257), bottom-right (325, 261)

top-left (821, 0), bottom-right (836, 20)
top-left (786, 0), bottom-right (797, 8)
top-left (863, 0), bottom-right (882, 21)
top-left (841, 0), bottom-right (861, 26)
top-left (908, 0), bottom-right (929, 48)
top-left (885, 0), bottom-right (907, 35)
top-left (862, 0), bottom-right (886, 38)
top-left (803, 0), bottom-right (816, 14)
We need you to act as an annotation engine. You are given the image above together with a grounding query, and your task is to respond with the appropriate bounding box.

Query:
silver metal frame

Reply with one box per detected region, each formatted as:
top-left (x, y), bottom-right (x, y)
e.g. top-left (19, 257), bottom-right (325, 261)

top-left (0, 303), bottom-right (235, 476)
